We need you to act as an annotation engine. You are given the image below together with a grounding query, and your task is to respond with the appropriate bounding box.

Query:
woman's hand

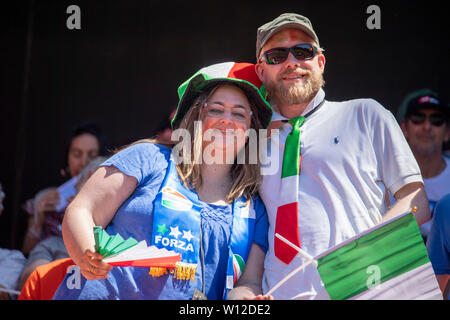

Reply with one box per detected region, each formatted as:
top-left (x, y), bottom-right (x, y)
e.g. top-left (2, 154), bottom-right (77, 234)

top-left (78, 249), bottom-right (113, 280)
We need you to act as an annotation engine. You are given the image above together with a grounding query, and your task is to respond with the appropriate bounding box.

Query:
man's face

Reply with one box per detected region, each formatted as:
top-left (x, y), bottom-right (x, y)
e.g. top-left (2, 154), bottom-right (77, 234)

top-left (401, 108), bottom-right (449, 157)
top-left (255, 28), bottom-right (325, 110)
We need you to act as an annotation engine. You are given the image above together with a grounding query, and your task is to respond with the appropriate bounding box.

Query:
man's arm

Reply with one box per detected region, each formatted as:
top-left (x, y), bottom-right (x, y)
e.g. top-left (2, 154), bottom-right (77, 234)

top-left (383, 182), bottom-right (430, 225)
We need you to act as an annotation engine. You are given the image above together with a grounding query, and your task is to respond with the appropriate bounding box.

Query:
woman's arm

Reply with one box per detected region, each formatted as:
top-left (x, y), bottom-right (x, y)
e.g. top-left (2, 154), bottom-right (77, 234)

top-left (62, 165), bottom-right (137, 280)
top-left (227, 244), bottom-right (273, 300)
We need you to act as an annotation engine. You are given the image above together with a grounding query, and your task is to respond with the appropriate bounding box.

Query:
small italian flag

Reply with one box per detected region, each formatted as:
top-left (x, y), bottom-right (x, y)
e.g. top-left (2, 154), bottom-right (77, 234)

top-left (273, 211), bottom-right (443, 299)
top-left (93, 227), bottom-right (181, 268)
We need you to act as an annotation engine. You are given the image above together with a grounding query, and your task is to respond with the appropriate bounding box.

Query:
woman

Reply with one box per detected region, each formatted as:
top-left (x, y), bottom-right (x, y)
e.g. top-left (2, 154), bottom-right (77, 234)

top-left (19, 123), bottom-right (106, 289)
top-left (53, 62), bottom-right (273, 300)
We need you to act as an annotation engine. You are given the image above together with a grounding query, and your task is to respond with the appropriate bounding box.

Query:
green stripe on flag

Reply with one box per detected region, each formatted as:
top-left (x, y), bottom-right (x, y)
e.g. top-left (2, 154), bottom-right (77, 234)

top-left (317, 213), bottom-right (430, 300)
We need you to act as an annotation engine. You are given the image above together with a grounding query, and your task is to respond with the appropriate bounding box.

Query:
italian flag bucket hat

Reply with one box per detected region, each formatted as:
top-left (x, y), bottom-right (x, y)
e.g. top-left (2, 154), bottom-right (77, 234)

top-left (172, 62), bottom-right (273, 129)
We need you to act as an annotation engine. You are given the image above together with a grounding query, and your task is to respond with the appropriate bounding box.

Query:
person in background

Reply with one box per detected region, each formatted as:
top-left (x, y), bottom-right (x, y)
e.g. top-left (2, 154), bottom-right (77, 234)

top-left (18, 122), bottom-right (107, 289)
top-left (0, 249), bottom-right (26, 299)
top-left (396, 89), bottom-right (450, 241)
top-left (0, 183), bottom-right (27, 300)
top-left (18, 156), bottom-right (107, 300)
top-left (154, 109), bottom-right (177, 145)
top-left (0, 183), bottom-right (4, 215)
top-left (427, 193), bottom-right (450, 299)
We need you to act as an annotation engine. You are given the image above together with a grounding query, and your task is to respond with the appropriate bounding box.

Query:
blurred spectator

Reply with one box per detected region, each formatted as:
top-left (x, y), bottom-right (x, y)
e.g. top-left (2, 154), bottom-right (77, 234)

top-left (0, 183), bottom-right (4, 216)
top-left (18, 157), bottom-right (106, 300)
top-left (18, 122), bottom-right (107, 289)
top-left (154, 109), bottom-right (176, 145)
top-left (0, 183), bottom-right (27, 300)
top-left (0, 249), bottom-right (26, 300)
top-left (396, 89), bottom-right (450, 241)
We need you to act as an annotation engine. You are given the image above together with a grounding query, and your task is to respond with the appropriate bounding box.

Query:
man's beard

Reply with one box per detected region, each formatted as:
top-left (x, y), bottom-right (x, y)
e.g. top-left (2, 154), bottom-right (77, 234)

top-left (265, 68), bottom-right (324, 107)
top-left (410, 136), bottom-right (441, 157)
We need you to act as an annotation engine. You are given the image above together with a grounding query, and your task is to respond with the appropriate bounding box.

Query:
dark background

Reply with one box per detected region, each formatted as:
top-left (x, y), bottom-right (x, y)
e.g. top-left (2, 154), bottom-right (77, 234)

top-left (1, 0), bottom-right (448, 250)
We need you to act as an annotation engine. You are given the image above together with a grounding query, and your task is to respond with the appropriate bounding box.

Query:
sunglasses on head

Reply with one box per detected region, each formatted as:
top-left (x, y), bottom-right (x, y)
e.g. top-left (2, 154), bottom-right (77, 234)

top-left (261, 43), bottom-right (318, 65)
top-left (408, 112), bottom-right (446, 127)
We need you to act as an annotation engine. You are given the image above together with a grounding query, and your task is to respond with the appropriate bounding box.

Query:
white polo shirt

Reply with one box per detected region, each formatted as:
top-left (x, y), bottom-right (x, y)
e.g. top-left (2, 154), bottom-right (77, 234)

top-left (260, 89), bottom-right (423, 299)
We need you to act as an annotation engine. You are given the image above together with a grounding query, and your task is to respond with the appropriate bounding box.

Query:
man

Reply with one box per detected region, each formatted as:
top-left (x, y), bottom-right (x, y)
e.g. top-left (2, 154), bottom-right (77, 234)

top-left (397, 89), bottom-right (450, 241)
top-left (251, 13), bottom-right (430, 299)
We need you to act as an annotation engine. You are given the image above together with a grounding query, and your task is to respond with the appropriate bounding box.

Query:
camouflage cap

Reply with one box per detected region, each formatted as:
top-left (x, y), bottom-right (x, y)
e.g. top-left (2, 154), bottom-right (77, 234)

top-left (256, 13), bottom-right (320, 60)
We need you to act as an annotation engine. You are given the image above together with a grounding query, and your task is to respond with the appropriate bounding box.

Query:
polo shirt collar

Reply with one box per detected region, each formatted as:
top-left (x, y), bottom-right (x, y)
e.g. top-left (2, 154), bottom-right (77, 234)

top-left (270, 88), bottom-right (326, 121)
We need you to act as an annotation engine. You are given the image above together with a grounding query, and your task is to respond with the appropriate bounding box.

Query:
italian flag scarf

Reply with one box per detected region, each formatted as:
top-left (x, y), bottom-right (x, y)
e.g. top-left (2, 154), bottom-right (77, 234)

top-left (274, 116), bottom-right (305, 264)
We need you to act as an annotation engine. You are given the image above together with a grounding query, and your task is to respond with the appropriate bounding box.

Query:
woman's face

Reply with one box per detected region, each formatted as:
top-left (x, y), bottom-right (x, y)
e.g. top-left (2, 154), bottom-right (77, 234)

top-left (201, 85), bottom-right (252, 164)
top-left (68, 133), bottom-right (100, 177)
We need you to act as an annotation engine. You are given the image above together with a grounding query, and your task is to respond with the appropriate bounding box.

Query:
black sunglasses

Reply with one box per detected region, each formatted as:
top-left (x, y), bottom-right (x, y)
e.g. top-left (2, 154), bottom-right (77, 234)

top-left (408, 112), bottom-right (446, 127)
top-left (262, 43), bottom-right (318, 65)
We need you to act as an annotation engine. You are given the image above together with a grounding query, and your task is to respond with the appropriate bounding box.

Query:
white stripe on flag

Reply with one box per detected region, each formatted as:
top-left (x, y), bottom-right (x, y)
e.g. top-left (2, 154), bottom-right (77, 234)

top-left (350, 262), bottom-right (442, 300)
top-left (278, 175), bottom-right (298, 205)
top-left (199, 62), bottom-right (234, 78)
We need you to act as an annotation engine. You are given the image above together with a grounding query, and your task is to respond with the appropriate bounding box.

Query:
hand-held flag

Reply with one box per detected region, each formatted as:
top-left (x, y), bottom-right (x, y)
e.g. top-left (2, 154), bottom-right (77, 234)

top-left (93, 227), bottom-right (181, 268)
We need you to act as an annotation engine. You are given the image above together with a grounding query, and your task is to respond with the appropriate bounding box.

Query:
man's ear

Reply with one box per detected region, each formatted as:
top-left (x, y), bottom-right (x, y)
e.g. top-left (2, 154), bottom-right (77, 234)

top-left (255, 62), bottom-right (264, 82)
top-left (318, 53), bottom-right (326, 73)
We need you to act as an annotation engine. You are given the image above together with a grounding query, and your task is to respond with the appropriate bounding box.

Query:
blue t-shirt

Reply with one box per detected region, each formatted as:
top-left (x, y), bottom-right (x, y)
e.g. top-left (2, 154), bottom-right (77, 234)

top-left (427, 193), bottom-right (450, 276)
top-left (53, 143), bottom-right (268, 300)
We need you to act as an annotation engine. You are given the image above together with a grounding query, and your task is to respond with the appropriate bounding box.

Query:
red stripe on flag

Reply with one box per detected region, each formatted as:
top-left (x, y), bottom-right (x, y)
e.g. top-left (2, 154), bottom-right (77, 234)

top-left (107, 254), bottom-right (181, 268)
top-left (227, 63), bottom-right (262, 89)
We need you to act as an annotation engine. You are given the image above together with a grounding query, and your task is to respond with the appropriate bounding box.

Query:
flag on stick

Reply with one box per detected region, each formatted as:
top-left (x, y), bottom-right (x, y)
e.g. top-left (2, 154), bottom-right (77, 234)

top-left (94, 227), bottom-right (181, 268)
top-left (269, 212), bottom-right (442, 300)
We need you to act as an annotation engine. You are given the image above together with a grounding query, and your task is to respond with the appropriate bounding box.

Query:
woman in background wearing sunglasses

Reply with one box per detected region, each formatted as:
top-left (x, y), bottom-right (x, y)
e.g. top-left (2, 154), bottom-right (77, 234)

top-left (397, 89), bottom-right (450, 243)
top-left (52, 62), bottom-right (274, 300)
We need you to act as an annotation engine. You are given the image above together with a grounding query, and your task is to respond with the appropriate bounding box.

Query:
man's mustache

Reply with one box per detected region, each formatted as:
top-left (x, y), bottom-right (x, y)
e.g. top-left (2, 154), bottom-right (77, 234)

top-left (278, 68), bottom-right (312, 79)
